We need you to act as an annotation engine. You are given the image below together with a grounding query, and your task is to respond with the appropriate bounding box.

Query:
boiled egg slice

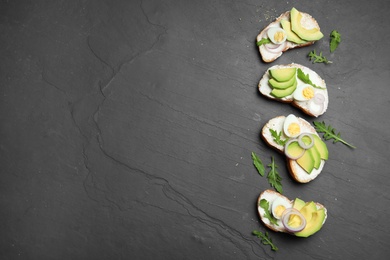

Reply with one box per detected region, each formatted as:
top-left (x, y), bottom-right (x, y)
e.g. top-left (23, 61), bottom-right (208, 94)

top-left (283, 114), bottom-right (301, 138)
top-left (271, 197), bottom-right (292, 219)
top-left (294, 84), bottom-right (315, 101)
top-left (267, 27), bottom-right (287, 44)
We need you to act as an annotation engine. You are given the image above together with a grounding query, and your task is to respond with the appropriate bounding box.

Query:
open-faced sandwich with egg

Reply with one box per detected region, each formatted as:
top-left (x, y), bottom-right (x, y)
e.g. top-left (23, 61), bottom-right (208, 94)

top-left (257, 7), bottom-right (323, 63)
top-left (257, 189), bottom-right (327, 237)
top-left (262, 114), bottom-right (328, 183)
top-left (258, 63), bottom-right (328, 117)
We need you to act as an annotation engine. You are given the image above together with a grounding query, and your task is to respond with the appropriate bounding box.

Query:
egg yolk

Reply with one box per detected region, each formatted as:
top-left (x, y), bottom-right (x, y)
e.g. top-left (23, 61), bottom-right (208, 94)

top-left (274, 205), bottom-right (286, 218)
top-left (288, 214), bottom-right (303, 228)
top-left (302, 87), bottom-right (315, 100)
top-left (288, 123), bottom-right (301, 136)
top-left (273, 31), bottom-right (285, 43)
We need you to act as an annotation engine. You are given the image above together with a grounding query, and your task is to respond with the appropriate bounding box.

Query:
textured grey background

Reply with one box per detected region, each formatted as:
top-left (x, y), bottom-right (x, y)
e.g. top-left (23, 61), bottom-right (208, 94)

top-left (1, 0), bottom-right (389, 259)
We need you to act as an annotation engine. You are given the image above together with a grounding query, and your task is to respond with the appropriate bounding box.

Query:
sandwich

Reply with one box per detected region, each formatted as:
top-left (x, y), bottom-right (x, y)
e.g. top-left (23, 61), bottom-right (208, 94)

top-left (258, 63), bottom-right (328, 117)
top-left (261, 114), bottom-right (329, 183)
top-left (257, 189), bottom-right (327, 237)
top-left (256, 7), bottom-right (323, 63)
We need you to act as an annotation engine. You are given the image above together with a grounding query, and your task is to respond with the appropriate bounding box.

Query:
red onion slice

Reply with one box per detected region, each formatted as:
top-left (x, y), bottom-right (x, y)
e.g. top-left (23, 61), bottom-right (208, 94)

top-left (264, 41), bottom-right (286, 53)
top-left (281, 208), bottom-right (307, 233)
top-left (313, 93), bottom-right (325, 105)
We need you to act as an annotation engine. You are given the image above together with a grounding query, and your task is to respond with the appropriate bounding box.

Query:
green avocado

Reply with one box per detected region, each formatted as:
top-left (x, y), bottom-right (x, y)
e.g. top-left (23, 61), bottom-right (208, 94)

top-left (296, 148), bottom-right (315, 174)
top-left (270, 78), bottom-right (297, 98)
top-left (280, 19), bottom-right (307, 44)
top-left (269, 67), bottom-right (297, 82)
top-left (269, 75), bottom-right (296, 90)
top-left (308, 145), bottom-right (321, 170)
top-left (295, 208), bottom-right (326, 237)
top-left (312, 135), bottom-right (328, 160)
top-left (299, 201), bottom-right (317, 222)
top-left (292, 198), bottom-right (306, 211)
top-left (290, 7), bottom-right (324, 41)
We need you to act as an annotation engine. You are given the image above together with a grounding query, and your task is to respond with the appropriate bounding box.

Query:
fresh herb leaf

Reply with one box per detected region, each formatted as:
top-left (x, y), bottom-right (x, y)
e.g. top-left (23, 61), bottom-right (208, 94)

top-left (252, 152), bottom-right (265, 176)
top-left (269, 129), bottom-right (288, 146)
top-left (330, 30), bottom-right (341, 53)
top-left (267, 156), bottom-right (283, 193)
top-left (259, 199), bottom-right (279, 226)
top-left (256, 38), bottom-right (271, 46)
top-left (252, 230), bottom-right (278, 251)
top-left (297, 68), bottom-right (325, 89)
top-left (313, 121), bottom-right (356, 149)
top-left (308, 50), bottom-right (332, 64)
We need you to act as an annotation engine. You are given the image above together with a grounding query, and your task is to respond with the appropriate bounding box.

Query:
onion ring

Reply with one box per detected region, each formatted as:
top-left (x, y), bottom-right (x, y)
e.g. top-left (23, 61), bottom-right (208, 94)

top-left (284, 138), bottom-right (305, 160)
top-left (281, 208), bottom-right (307, 233)
top-left (298, 133), bottom-right (314, 149)
top-left (264, 41), bottom-right (286, 53)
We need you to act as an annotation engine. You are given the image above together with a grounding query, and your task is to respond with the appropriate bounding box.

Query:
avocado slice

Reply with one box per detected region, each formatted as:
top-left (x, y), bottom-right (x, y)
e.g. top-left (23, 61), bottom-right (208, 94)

top-left (270, 78), bottom-right (297, 98)
top-left (280, 19), bottom-right (307, 44)
top-left (309, 145), bottom-right (321, 169)
top-left (290, 7), bottom-right (324, 41)
top-left (299, 201), bottom-right (317, 223)
top-left (269, 76), bottom-right (296, 90)
top-left (296, 148), bottom-right (315, 174)
top-left (295, 208), bottom-right (326, 237)
top-left (292, 198), bottom-right (306, 211)
top-left (269, 67), bottom-right (297, 82)
top-left (312, 135), bottom-right (328, 160)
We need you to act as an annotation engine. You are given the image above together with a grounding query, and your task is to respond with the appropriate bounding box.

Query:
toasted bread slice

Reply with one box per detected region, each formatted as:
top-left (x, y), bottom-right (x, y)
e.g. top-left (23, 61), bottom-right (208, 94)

top-left (257, 8), bottom-right (322, 63)
top-left (258, 63), bottom-right (328, 117)
top-left (261, 115), bottom-right (327, 183)
top-left (257, 189), bottom-right (327, 236)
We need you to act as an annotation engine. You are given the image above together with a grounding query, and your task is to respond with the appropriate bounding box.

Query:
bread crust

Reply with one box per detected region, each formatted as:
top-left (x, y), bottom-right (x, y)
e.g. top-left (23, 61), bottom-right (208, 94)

top-left (257, 10), bottom-right (321, 63)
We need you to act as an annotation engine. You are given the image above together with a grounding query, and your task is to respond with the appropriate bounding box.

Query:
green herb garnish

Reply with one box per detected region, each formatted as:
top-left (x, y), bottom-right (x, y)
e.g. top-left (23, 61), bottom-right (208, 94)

top-left (267, 156), bottom-right (283, 194)
top-left (252, 152), bottom-right (265, 176)
top-left (269, 129), bottom-right (288, 146)
top-left (252, 230), bottom-right (278, 251)
top-left (256, 38), bottom-right (271, 46)
top-left (308, 50), bottom-right (332, 64)
top-left (313, 121), bottom-right (356, 148)
top-left (297, 68), bottom-right (325, 89)
top-left (330, 30), bottom-right (341, 53)
top-left (259, 199), bottom-right (279, 226)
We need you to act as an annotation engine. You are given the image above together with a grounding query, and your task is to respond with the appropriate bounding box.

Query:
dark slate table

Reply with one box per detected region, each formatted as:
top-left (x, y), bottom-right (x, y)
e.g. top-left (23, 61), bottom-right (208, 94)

top-left (1, 0), bottom-right (389, 259)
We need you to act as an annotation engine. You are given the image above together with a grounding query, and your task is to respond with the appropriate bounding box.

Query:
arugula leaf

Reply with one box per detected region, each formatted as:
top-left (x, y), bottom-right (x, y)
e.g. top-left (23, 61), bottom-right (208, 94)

top-left (269, 129), bottom-right (288, 146)
top-left (308, 50), bottom-right (332, 64)
top-left (313, 121), bottom-right (356, 149)
top-left (259, 199), bottom-right (279, 226)
top-left (256, 38), bottom-right (271, 46)
top-left (267, 156), bottom-right (283, 193)
top-left (252, 152), bottom-right (265, 176)
top-left (252, 230), bottom-right (278, 251)
top-left (330, 30), bottom-right (341, 53)
top-left (297, 68), bottom-right (325, 89)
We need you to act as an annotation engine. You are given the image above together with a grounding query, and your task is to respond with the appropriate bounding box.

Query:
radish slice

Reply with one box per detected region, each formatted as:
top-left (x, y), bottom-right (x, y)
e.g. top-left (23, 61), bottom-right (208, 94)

top-left (281, 208), bottom-right (307, 233)
top-left (298, 133), bottom-right (314, 149)
top-left (284, 138), bottom-right (305, 160)
top-left (264, 41), bottom-right (286, 53)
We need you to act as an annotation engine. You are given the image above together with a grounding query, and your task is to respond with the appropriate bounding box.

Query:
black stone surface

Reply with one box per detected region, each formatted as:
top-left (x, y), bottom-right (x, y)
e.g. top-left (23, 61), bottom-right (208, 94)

top-left (1, 0), bottom-right (390, 259)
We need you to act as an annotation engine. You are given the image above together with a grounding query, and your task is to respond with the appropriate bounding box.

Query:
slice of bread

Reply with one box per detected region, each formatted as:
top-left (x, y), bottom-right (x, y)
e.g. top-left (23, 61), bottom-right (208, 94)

top-left (257, 8), bottom-right (322, 63)
top-left (257, 189), bottom-right (327, 235)
top-left (258, 63), bottom-right (328, 117)
top-left (261, 115), bottom-right (327, 183)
